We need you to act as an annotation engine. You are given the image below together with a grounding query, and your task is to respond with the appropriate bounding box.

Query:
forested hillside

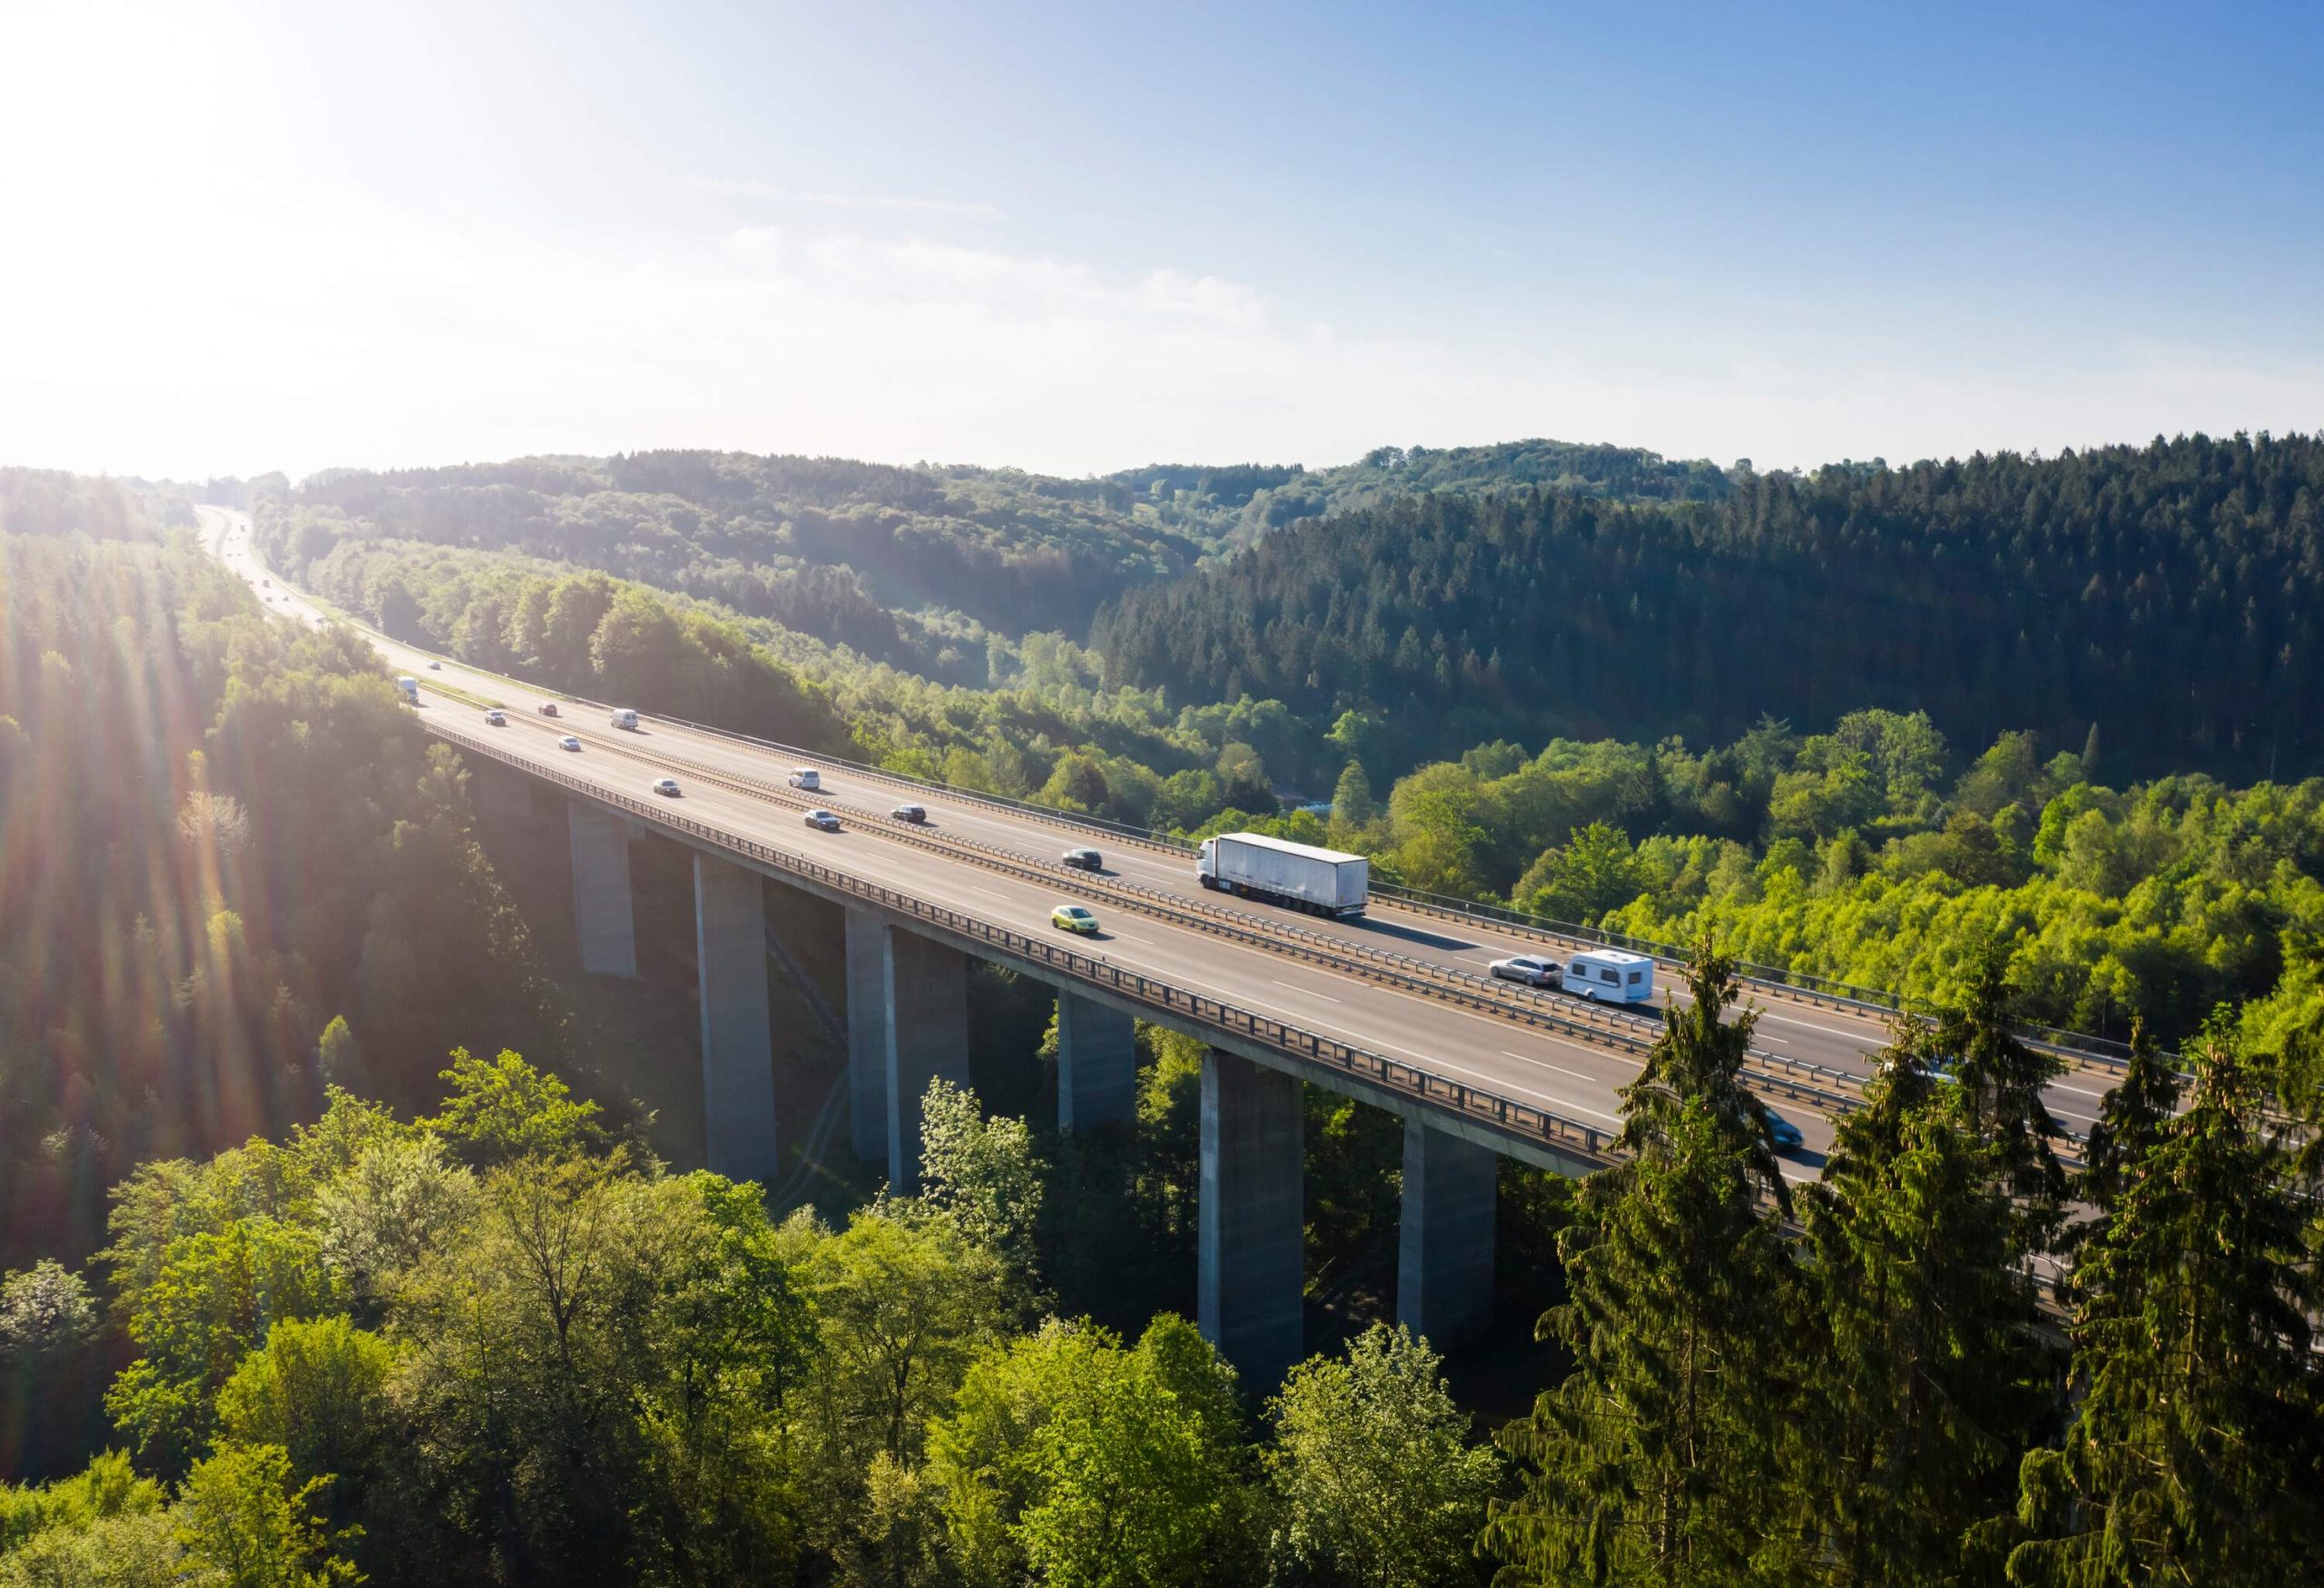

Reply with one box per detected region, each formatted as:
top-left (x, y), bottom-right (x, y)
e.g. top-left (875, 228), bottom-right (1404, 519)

top-left (1107, 438), bottom-right (1731, 550)
top-left (1094, 432), bottom-right (2324, 784)
top-left (259, 452), bottom-right (1208, 677)
top-left (0, 520), bottom-right (570, 1282)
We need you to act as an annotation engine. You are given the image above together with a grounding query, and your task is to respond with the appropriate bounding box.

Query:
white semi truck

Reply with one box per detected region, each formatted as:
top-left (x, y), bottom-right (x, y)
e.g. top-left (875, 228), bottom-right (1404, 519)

top-left (1197, 832), bottom-right (1369, 917)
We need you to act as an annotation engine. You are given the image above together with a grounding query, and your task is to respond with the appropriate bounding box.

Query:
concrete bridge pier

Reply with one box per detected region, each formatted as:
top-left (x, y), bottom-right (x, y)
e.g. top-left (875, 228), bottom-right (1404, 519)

top-left (1057, 991), bottom-right (1137, 1132)
top-left (1198, 1048), bottom-right (1304, 1391)
top-left (1396, 1123), bottom-right (1498, 1346)
top-left (882, 928), bottom-right (971, 1190)
top-left (844, 908), bottom-right (890, 1161)
top-left (566, 800), bottom-right (636, 978)
top-left (694, 853), bottom-right (779, 1187)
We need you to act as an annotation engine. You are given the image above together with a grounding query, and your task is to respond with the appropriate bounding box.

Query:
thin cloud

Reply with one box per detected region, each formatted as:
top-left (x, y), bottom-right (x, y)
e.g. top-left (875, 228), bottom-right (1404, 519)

top-left (680, 174), bottom-right (1000, 218)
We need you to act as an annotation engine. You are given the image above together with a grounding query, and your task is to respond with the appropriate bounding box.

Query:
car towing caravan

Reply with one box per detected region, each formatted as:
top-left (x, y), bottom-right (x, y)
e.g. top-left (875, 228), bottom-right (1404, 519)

top-left (1562, 948), bottom-right (1655, 1003)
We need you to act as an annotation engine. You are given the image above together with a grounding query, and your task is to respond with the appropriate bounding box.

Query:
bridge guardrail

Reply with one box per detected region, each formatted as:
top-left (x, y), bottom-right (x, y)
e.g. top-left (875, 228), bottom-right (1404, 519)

top-left (428, 718), bottom-right (1624, 1169)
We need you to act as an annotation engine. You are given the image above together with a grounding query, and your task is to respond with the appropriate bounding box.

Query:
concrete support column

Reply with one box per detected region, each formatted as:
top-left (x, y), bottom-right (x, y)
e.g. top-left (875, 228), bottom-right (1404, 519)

top-left (882, 930), bottom-right (970, 1190)
top-left (1198, 1049), bottom-right (1304, 1390)
top-left (1057, 991), bottom-right (1137, 1132)
top-left (694, 853), bottom-right (779, 1187)
top-left (566, 800), bottom-right (636, 979)
top-left (845, 909), bottom-right (891, 1162)
top-left (1396, 1124), bottom-right (1499, 1347)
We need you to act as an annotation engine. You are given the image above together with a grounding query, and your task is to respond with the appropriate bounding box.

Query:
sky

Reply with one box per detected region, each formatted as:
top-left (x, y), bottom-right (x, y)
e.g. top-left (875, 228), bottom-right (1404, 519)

top-left (3, 0), bottom-right (2322, 482)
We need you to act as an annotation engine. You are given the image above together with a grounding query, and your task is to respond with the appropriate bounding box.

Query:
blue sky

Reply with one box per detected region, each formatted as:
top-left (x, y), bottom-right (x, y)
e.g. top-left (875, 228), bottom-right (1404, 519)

top-left (3, 0), bottom-right (2319, 478)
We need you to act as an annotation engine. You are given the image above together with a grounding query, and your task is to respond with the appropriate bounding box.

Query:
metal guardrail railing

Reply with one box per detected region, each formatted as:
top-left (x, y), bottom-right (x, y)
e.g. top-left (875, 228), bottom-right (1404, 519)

top-left (427, 717), bottom-right (1623, 1167)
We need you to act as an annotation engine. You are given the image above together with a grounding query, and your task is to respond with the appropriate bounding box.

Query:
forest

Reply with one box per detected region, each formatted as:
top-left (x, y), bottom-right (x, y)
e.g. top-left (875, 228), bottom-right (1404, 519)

top-left (2, 455), bottom-right (2320, 1583)
top-left (1092, 432), bottom-right (2324, 784)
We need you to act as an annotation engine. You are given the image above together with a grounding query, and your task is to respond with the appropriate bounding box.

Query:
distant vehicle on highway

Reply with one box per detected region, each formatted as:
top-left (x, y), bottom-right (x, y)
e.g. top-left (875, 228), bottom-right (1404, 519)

top-left (653, 777), bottom-right (681, 797)
top-left (394, 676), bottom-right (419, 704)
top-left (610, 708), bottom-right (639, 730)
top-left (1051, 903), bottom-right (1098, 934)
top-left (537, 702), bottom-right (559, 717)
top-left (1562, 949), bottom-right (1654, 1004)
top-left (1765, 1110), bottom-right (1804, 1152)
top-left (891, 803), bottom-right (927, 823)
top-left (261, 577), bottom-right (270, 587)
top-left (558, 735), bottom-right (581, 752)
top-left (1197, 832), bottom-right (1368, 917)
top-left (788, 767), bottom-right (822, 791)
top-left (803, 808), bottom-right (841, 831)
top-left (484, 709), bottom-right (506, 726)
top-left (1489, 954), bottom-right (1557, 988)
top-left (1062, 846), bottom-right (1103, 872)
top-left (428, 660), bottom-right (442, 670)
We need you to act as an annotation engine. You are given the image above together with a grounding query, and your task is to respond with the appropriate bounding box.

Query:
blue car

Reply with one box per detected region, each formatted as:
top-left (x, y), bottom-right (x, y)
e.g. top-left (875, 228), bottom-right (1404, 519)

top-left (1765, 1110), bottom-right (1804, 1152)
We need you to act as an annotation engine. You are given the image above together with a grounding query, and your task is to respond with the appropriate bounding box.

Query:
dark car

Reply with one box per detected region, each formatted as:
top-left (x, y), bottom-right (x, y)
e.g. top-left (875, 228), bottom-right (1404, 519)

top-left (537, 702), bottom-right (559, 717)
top-left (803, 809), bottom-right (841, 832)
top-left (1062, 847), bottom-right (1102, 871)
top-left (1765, 1110), bottom-right (1804, 1152)
top-left (891, 804), bottom-right (928, 824)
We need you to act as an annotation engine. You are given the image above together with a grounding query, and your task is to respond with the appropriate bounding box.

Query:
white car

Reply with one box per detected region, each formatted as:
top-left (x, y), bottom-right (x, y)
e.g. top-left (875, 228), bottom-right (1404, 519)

top-left (1489, 954), bottom-right (1557, 988)
top-left (558, 735), bottom-right (581, 752)
top-left (428, 660), bottom-right (442, 670)
top-left (788, 768), bottom-right (822, 791)
top-left (654, 777), bottom-right (681, 797)
top-left (803, 808), bottom-right (841, 832)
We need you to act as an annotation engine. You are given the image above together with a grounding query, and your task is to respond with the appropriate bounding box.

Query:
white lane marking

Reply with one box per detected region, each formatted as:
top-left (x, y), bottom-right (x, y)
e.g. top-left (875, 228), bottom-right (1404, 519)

top-left (963, 885), bottom-right (1010, 901)
top-left (1759, 1034), bottom-right (1789, 1045)
top-left (1272, 980), bottom-right (1341, 1004)
top-left (1109, 932), bottom-right (1154, 946)
top-left (1499, 1050), bottom-right (1630, 1095)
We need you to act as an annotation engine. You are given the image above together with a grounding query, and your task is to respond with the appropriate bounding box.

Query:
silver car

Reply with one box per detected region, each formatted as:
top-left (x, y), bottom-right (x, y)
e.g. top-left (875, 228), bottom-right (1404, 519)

top-left (1489, 954), bottom-right (1556, 988)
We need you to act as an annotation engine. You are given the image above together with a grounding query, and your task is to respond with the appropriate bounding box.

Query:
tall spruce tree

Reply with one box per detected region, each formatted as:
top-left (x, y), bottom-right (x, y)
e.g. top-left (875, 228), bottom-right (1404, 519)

top-left (1485, 946), bottom-right (1795, 1584)
top-left (1928, 947), bottom-right (2066, 1235)
top-left (2006, 1020), bottom-right (2323, 1584)
top-left (1788, 1046), bottom-right (2052, 1585)
top-left (2076, 1020), bottom-right (2179, 1220)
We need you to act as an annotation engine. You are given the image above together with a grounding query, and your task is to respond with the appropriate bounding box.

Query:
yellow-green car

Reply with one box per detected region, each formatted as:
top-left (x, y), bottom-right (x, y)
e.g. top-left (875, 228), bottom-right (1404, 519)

top-left (1050, 903), bottom-right (1098, 935)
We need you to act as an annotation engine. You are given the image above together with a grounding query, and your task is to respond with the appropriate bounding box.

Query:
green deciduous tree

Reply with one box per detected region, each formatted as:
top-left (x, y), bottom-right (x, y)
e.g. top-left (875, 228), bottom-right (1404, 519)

top-left (1264, 1323), bottom-right (1500, 1588)
top-left (930, 1314), bottom-right (1252, 1588)
top-left (175, 1441), bottom-right (360, 1588)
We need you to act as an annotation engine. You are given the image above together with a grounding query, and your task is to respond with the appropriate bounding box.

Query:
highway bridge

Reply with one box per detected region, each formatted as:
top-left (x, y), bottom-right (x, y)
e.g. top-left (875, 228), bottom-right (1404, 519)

top-left (200, 508), bottom-right (2124, 1383)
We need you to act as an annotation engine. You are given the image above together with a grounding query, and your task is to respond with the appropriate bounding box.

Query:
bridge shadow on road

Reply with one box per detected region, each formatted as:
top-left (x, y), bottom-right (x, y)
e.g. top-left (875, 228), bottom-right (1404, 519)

top-left (1344, 917), bottom-right (1478, 952)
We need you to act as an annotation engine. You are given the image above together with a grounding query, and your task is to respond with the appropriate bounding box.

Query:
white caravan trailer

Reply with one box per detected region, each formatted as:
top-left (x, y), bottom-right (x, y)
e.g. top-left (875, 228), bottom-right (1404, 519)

top-left (1563, 948), bottom-right (1655, 1003)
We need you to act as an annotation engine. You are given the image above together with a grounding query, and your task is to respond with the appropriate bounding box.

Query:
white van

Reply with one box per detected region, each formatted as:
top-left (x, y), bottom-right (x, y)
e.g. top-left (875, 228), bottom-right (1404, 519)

top-left (1563, 949), bottom-right (1655, 1003)
top-left (788, 767), bottom-right (822, 792)
top-left (610, 708), bottom-right (640, 730)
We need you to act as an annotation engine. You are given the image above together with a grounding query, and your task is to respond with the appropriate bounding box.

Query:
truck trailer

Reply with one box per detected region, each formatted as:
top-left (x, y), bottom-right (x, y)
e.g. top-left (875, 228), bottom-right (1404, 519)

top-left (1197, 832), bottom-right (1368, 917)
top-left (394, 676), bottom-right (419, 705)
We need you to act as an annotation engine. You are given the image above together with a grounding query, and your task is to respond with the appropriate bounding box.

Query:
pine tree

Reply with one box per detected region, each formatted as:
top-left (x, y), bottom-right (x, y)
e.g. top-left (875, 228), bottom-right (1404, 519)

top-left (1789, 1063), bottom-right (2053, 1585)
top-left (2006, 1021), bottom-right (2324, 1584)
top-left (1621, 940), bottom-right (1787, 1208)
top-left (2077, 1019), bottom-right (2178, 1218)
top-left (1929, 946), bottom-right (2066, 1229)
top-left (1486, 944), bottom-right (1796, 1583)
